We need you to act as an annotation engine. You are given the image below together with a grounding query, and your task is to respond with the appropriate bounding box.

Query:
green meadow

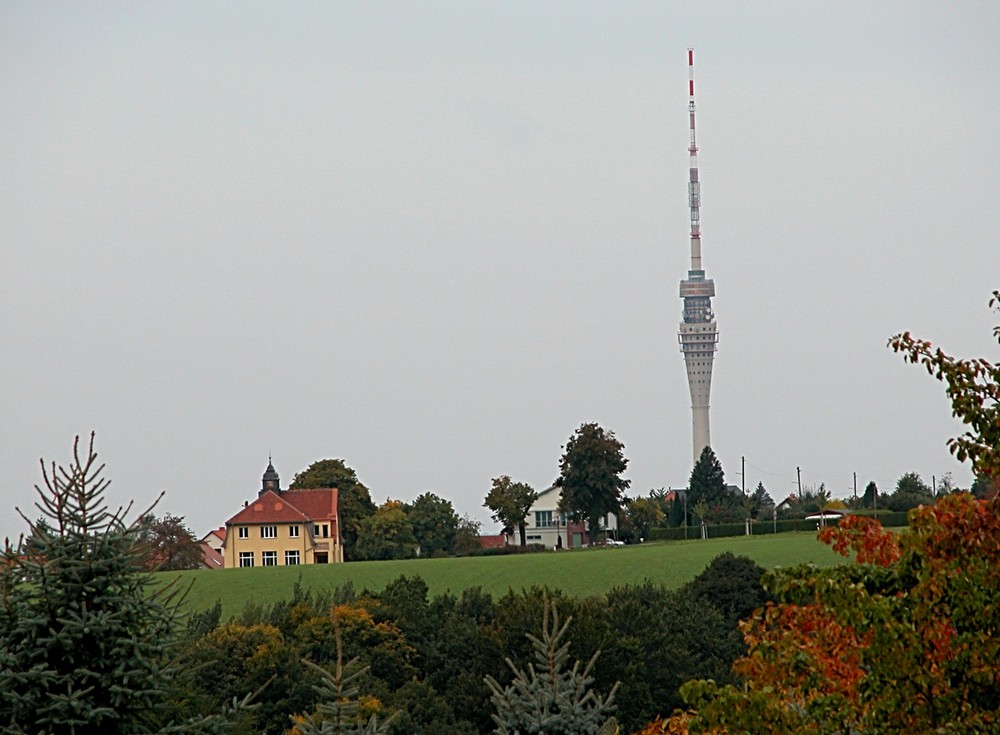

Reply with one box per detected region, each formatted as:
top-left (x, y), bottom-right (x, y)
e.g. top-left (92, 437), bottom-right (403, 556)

top-left (164, 532), bottom-right (846, 620)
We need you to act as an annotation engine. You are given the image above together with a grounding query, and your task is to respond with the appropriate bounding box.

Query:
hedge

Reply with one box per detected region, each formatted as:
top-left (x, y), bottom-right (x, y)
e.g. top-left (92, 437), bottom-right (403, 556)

top-left (647, 511), bottom-right (909, 542)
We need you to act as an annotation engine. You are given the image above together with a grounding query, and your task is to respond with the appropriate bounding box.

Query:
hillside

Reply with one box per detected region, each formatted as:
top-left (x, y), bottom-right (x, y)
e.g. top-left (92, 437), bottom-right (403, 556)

top-left (165, 532), bottom-right (845, 620)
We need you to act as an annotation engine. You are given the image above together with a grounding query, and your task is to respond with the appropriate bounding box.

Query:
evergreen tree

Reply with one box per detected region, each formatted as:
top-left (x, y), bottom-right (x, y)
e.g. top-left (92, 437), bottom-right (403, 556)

top-left (862, 480), bottom-right (879, 509)
top-left (485, 597), bottom-right (619, 735)
top-left (686, 447), bottom-right (731, 524)
top-left (0, 434), bottom-right (245, 735)
top-left (749, 482), bottom-right (775, 519)
top-left (291, 627), bottom-right (399, 735)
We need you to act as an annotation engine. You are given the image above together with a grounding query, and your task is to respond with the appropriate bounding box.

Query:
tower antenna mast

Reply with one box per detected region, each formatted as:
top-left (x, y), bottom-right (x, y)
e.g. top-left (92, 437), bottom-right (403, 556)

top-left (678, 48), bottom-right (719, 464)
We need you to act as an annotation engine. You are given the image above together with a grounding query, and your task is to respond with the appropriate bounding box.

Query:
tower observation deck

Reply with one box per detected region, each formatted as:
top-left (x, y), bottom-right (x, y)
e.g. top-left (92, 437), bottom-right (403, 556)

top-left (678, 48), bottom-right (719, 464)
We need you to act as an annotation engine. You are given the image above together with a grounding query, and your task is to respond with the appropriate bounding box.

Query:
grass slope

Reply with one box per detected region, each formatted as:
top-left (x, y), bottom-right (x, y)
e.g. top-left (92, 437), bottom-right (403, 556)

top-left (165, 533), bottom-right (845, 621)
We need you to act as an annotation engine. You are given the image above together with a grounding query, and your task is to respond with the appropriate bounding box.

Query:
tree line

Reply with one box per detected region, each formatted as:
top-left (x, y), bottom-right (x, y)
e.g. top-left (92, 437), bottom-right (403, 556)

top-left (1, 433), bottom-right (767, 734)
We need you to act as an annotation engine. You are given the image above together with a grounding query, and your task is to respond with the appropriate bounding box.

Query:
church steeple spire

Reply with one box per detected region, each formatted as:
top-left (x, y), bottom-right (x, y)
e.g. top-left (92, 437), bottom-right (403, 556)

top-left (261, 458), bottom-right (280, 496)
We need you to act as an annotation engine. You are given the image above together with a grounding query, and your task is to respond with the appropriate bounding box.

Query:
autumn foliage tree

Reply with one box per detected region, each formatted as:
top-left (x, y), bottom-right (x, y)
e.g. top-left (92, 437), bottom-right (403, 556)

top-left (666, 493), bottom-right (1000, 734)
top-left (889, 289), bottom-right (1000, 481)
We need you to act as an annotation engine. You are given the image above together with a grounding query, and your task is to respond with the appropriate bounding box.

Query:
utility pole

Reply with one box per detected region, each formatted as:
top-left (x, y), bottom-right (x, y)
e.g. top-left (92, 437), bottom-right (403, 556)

top-left (796, 466), bottom-right (802, 501)
top-left (853, 472), bottom-right (857, 501)
top-left (741, 455), bottom-right (746, 495)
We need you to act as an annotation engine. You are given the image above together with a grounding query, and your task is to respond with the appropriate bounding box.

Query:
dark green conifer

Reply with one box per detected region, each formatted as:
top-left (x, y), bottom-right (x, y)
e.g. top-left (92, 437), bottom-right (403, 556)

top-left (0, 434), bottom-right (245, 735)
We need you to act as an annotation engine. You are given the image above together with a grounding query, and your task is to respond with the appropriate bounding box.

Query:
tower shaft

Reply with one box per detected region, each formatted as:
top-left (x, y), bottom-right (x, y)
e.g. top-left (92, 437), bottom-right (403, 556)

top-left (678, 48), bottom-right (719, 464)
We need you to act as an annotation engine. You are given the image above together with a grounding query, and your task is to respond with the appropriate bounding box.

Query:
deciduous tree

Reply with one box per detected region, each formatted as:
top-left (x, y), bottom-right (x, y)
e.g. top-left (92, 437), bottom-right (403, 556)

top-left (406, 492), bottom-right (459, 557)
top-left (889, 289), bottom-right (1000, 480)
top-left (354, 500), bottom-right (416, 561)
top-left (136, 512), bottom-right (203, 571)
top-left (484, 476), bottom-right (537, 547)
top-left (290, 459), bottom-right (376, 561)
top-left (555, 423), bottom-right (630, 543)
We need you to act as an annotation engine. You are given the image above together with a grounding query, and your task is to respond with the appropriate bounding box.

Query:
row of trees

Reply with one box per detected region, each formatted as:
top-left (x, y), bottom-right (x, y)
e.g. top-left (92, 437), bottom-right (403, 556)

top-left (1, 434), bottom-right (767, 734)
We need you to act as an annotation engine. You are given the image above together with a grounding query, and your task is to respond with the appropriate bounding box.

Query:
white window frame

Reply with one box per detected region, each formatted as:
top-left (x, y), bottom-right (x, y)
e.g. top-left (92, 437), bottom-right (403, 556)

top-left (238, 551), bottom-right (254, 568)
top-left (238, 526), bottom-right (248, 539)
top-left (289, 525), bottom-right (300, 538)
top-left (261, 550), bottom-right (277, 566)
top-left (261, 526), bottom-right (277, 539)
top-left (535, 510), bottom-right (554, 528)
top-left (285, 550), bottom-right (300, 565)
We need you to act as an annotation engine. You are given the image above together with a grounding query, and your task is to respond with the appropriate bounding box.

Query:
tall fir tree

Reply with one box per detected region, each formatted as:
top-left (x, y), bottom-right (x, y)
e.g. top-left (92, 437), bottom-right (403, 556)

top-left (685, 447), bottom-right (729, 524)
top-left (0, 434), bottom-right (245, 735)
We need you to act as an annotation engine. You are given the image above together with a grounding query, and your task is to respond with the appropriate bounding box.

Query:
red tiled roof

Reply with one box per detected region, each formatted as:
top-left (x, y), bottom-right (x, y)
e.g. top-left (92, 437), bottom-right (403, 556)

top-left (199, 542), bottom-right (224, 569)
top-left (201, 527), bottom-right (226, 543)
top-left (224, 488), bottom-right (338, 526)
top-left (478, 534), bottom-right (507, 549)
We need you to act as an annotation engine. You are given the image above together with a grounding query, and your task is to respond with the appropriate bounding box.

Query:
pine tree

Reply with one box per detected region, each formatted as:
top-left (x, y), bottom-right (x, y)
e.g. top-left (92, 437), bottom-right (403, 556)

top-left (0, 434), bottom-right (244, 735)
top-left (485, 597), bottom-right (619, 735)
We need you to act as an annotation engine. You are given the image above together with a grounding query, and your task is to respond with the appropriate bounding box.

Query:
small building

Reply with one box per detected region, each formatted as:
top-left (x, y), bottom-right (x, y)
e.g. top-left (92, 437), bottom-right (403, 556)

top-left (222, 461), bottom-right (343, 568)
top-left (478, 533), bottom-right (508, 550)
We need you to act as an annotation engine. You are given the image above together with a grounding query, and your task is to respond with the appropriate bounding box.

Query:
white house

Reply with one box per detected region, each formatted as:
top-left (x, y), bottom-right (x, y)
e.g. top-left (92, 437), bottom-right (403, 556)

top-left (519, 486), bottom-right (618, 549)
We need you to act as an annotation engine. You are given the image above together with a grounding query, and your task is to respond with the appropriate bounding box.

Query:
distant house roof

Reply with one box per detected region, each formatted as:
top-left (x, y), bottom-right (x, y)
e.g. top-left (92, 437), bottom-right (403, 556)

top-left (224, 488), bottom-right (339, 526)
top-left (201, 527), bottom-right (226, 544)
top-left (478, 534), bottom-right (507, 549)
top-left (199, 542), bottom-right (224, 569)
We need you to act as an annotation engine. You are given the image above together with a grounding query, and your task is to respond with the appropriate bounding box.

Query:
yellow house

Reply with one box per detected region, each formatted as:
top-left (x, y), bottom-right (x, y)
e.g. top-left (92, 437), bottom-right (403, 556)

top-left (222, 461), bottom-right (343, 567)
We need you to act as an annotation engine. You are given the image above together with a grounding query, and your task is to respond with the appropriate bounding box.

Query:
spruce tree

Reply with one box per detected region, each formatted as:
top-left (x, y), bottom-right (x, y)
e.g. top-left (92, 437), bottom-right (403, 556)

top-left (686, 446), bottom-right (730, 524)
top-left (292, 626), bottom-right (399, 735)
top-left (485, 597), bottom-right (619, 735)
top-left (0, 434), bottom-right (243, 735)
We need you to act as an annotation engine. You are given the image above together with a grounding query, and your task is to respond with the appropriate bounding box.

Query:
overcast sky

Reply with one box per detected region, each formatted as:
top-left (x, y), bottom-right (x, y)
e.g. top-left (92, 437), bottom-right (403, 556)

top-left (3, 2), bottom-right (999, 543)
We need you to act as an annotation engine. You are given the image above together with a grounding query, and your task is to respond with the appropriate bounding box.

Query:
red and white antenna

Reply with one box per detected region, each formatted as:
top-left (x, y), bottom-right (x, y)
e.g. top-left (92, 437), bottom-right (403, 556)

top-left (687, 47), bottom-right (702, 271)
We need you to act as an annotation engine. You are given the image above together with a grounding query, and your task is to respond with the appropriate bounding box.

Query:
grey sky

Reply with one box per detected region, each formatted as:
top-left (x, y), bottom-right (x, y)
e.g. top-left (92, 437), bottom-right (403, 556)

top-left (3, 2), bottom-right (999, 542)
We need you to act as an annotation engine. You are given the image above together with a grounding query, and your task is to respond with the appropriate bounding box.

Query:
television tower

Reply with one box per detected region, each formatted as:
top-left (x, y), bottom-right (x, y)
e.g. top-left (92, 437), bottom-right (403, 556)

top-left (678, 48), bottom-right (719, 464)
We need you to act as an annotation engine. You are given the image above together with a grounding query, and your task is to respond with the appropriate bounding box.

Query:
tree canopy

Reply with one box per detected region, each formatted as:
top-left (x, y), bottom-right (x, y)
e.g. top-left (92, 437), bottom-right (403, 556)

top-left (555, 423), bottom-right (630, 543)
top-left (290, 458), bottom-right (376, 561)
top-left (136, 512), bottom-right (204, 571)
top-left (484, 476), bottom-right (537, 547)
top-left (354, 500), bottom-right (417, 561)
top-left (406, 492), bottom-right (459, 557)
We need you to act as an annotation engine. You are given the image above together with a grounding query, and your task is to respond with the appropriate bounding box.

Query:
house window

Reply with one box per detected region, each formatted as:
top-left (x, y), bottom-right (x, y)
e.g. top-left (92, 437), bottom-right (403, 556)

top-left (285, 550), bottom-right (300, 565)
top-left (535, 511), bottom-right (554, 528)
top-left (314, 523), bottom-right (329, 538)
top-left (238, 526), bottom-right (248, 539)
top-left (238, 552), bottom-right (254, 568)
top-left (262, 551), bottom-right (277, 566)
top-left (289, 525), bottom-right (299, 538)
top-left (261, 526), bottom-right (277, 539)
top-left (315, 552), bottom-right (329, 564)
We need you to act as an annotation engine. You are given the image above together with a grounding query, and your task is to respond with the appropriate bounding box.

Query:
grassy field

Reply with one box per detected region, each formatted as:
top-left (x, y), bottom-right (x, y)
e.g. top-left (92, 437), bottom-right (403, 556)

top-left (163, 532), bottom-right (846, 621)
